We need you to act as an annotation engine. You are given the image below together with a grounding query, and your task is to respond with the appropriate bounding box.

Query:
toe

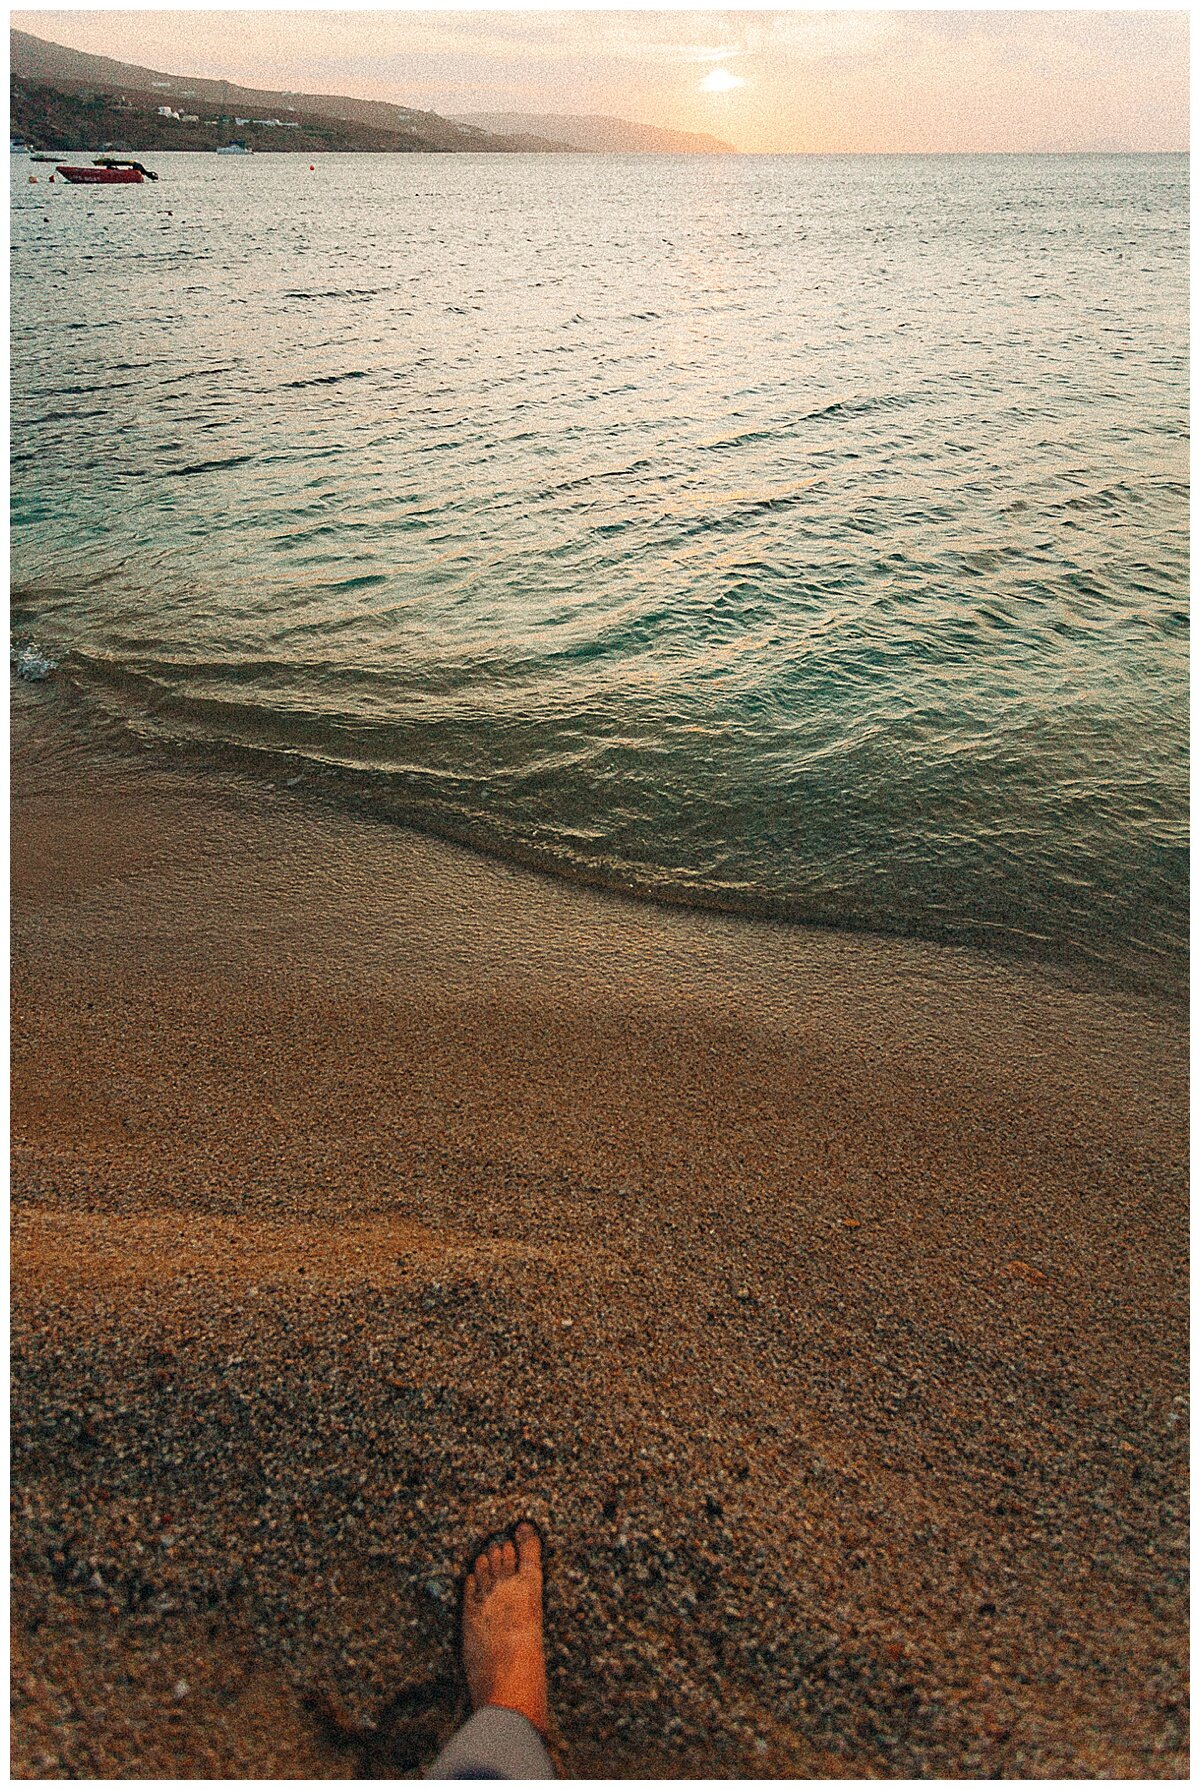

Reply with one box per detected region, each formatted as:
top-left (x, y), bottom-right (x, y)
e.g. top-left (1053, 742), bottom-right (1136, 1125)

top-left (487, 1540), bottom-right (506, 1578)
top-left (474, 1552), bottom-right (492, 1595)
top-left (498, 1539), bottom-right (517, 1578)
top-left (465, 1569), bottom-right (482, 1605)
top-left (515, 1521), bottom-right (543, 1574)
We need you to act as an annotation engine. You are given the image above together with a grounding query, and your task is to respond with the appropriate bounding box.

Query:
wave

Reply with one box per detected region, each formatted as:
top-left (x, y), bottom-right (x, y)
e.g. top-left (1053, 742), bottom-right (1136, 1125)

top-left (282, 370), bottom-right (370, 389)
top-left (9, 621), bottom-right (1187, 1001)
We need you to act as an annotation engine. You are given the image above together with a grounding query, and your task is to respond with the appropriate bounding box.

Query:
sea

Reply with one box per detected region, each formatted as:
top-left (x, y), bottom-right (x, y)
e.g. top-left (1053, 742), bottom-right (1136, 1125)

top-left (10, 151), bottom-right (1189, 995)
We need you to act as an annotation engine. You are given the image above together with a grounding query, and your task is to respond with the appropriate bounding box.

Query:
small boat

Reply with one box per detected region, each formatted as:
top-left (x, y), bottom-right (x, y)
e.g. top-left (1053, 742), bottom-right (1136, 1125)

top-left (56, 161), bottom-right (147, 185)
top-left (215, 141), bottom-right (252, 155)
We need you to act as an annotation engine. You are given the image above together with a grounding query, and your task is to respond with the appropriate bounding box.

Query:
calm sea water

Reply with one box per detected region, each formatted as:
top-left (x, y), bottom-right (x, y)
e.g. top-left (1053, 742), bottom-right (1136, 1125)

top-left (10, 152), bottom-right (1189, 991)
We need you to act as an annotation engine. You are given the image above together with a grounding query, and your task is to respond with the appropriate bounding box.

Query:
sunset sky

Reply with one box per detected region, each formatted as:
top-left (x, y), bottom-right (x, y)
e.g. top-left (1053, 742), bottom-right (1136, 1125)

top-left (13, 8), bottom-right (1190, 153)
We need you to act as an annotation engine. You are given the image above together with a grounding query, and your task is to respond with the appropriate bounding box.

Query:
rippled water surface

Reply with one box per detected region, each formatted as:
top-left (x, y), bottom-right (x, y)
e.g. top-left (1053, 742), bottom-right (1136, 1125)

top-left (10, 152), bottom-right (1189, 990)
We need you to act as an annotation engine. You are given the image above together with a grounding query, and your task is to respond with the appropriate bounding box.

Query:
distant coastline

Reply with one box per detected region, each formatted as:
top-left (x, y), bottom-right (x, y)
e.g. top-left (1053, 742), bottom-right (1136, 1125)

top-left (453, 110), bottom-right (734, 154)
top-left (10, 28), bottom-right (731, 156)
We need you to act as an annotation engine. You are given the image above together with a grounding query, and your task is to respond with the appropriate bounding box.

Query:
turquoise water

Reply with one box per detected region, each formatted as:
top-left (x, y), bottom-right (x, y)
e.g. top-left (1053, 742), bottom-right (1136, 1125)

top-left (10, 152), bottom-right (1189, 991)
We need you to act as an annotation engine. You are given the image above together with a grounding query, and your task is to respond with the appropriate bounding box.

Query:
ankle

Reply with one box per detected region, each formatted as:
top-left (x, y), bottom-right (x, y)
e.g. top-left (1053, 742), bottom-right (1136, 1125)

top-left (485, 1686), bottom-right (550, 1736)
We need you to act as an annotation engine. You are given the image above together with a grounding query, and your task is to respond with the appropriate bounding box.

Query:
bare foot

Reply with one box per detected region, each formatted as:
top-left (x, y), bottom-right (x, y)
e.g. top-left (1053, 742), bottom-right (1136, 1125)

top-left (462, 1521), bottom-right (550, 1735)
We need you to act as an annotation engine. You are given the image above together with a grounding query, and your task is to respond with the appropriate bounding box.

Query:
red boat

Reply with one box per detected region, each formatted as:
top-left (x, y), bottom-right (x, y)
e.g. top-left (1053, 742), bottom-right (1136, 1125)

top-left (56, 160), bottom-right (153, 185)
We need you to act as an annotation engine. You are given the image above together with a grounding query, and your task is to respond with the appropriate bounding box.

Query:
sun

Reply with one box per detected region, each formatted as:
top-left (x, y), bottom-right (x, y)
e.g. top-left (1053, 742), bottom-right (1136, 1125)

top-left (698, 68), bottom-right (745, 95)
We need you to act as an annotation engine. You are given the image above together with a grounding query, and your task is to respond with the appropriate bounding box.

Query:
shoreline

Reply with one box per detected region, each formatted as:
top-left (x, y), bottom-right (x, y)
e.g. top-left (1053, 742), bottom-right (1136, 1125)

top-left (9, 659), bottom-right (1187, 1007)
top-left (11, 684), bottom-right (1189, 1777)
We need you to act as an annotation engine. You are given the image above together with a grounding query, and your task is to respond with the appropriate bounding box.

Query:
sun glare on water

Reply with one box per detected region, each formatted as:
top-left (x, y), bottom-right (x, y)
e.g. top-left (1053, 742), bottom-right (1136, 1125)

top-left (699, 68), bottom-right (744, 94)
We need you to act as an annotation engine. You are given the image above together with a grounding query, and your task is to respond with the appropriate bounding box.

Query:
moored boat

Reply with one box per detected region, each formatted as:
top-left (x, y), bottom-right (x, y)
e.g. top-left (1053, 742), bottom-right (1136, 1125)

top-left (56, 163), bottom-right (144, 184)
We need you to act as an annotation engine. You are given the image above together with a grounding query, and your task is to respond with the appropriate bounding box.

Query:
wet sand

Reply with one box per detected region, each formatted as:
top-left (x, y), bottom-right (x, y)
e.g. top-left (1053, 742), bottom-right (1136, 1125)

top-left (11, 687), bottom-right (1189, 1777)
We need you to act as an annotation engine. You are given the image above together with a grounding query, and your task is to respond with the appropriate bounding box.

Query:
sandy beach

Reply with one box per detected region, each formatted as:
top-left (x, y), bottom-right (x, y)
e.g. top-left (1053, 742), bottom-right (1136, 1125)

top-left (11, 685), bottom-right (1188, 1778)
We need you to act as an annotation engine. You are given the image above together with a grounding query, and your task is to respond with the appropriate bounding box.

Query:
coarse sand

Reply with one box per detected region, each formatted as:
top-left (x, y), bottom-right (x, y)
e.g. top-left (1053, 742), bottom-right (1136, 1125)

top-left (11, 689), bottom-right (1188, 1777)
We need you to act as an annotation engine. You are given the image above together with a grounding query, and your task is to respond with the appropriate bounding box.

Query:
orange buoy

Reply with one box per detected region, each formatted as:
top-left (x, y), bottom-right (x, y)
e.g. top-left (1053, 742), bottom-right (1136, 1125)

top-left (28, 175), bottom-right (37, 184)
top-left (309, 163), bottom-right (315, 171)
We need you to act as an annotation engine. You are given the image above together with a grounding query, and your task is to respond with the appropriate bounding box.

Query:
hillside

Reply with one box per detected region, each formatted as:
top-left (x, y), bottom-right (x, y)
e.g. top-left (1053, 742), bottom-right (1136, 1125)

top-left (9, 81), bottom-right (479, 157)
top-left (10, 29), bottom-right (564, 154)
top-left (455, 111), bottom-right (736, 154)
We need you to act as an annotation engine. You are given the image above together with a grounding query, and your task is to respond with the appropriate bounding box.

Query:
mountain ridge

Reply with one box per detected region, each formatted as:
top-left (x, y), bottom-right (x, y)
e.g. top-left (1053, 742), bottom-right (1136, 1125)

top-left (456, 110), bottom-right (736, 154)
top-left (9, 28), bottom-right (563, 153)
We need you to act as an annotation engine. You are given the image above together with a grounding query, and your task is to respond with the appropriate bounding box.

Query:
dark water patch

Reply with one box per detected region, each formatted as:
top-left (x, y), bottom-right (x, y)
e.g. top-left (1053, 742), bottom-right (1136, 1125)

top-left (804, 391), bottom-right (920, 423)
top-left (172, 453), bottom-right (260, 479)
top-left (1049, 476), bottom-right (1190, 514)
top-left (282, 370), bottom-right (370, 390)
top-left (283, 286), bottom-right (385, 301)
top-left (27, 406), bottom-right (110, 426)
top-left (153, 364), bottom-right (241, 387)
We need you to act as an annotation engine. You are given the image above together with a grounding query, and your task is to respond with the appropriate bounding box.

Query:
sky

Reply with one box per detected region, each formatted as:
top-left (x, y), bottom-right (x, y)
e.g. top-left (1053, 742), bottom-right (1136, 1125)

top-left (12, 8), bottom-right (1190, 153)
